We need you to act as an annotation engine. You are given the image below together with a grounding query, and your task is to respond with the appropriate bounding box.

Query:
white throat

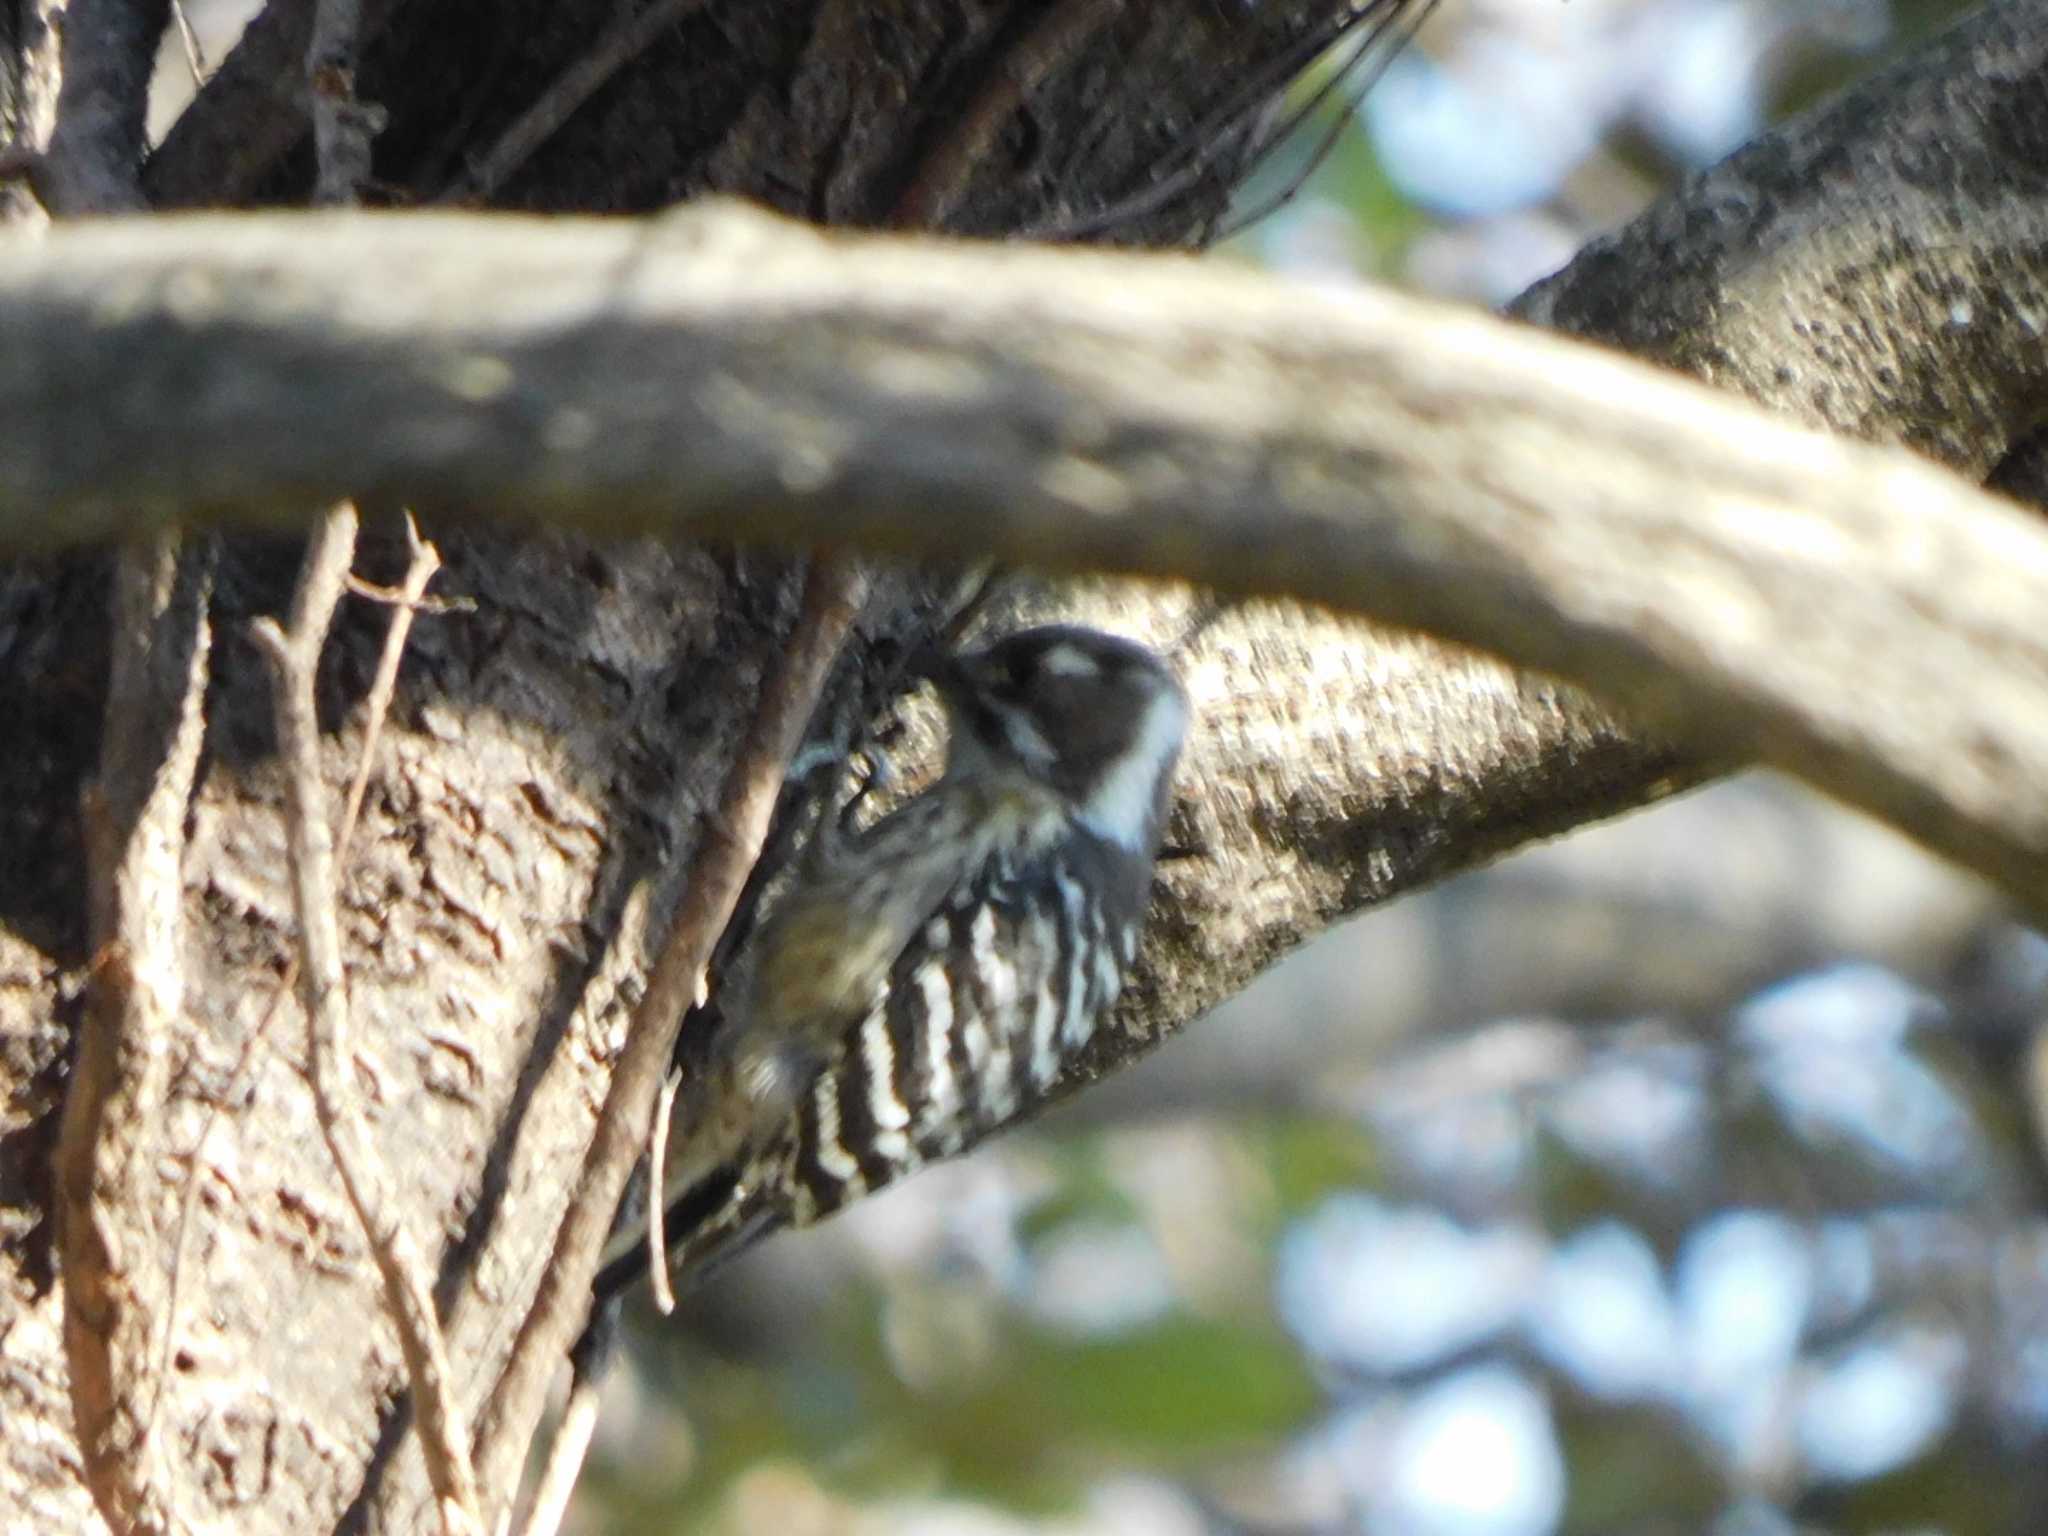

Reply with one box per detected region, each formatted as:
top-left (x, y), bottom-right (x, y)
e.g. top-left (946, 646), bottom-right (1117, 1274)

top-left (1077, 686), bottom-right (1186, 851)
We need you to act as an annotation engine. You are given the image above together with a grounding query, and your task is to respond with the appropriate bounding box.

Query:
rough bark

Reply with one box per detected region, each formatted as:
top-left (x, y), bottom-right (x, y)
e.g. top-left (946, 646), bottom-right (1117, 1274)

top-left (0, 0), bottom-right (2041, 1530)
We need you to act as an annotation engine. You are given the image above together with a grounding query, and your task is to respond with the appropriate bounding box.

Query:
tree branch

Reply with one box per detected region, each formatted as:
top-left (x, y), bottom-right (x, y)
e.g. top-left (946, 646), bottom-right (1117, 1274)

top-left (1514, 0), bottom-right (2048, 480)
top-left (2, 198), bottom-right (2046, 913)
top-left (42, 7), bottom-right (206, 1533)
top-left (251, 504), bottom-right (483, 1535)
top-left (467, 555), bottom-right (870, 1525)
top-left (35, 0), bottom-right (167, 211)
top-left (436, 0), bottom-right (710, 205)
top-left (305, 0), bottom-right (378, 204)
top-left (57, 534), bottom-right (213, 1536)
top-left (150, 513), bottom-right (443, 1484)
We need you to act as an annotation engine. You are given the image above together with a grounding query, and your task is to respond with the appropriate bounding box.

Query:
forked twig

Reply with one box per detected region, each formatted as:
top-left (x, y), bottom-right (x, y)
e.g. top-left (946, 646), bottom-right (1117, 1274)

top-left (251, 503), bottom-right (481, 1536)
top-left (153, 513), bottom-right (444, 1456)
top-left (338, 514), bottom-right (442, 850)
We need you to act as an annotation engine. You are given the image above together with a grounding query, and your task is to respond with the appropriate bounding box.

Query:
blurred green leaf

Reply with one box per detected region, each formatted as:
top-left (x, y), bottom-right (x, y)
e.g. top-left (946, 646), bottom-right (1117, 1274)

top-left (1556, 1400), bottom-right (1723, 1532)
top-left (1008, 1315), bottom-right (1320, 1450)
top-left (1244, 1113), bottom-right (1386, 1229)
top-left (1014, 1137), bottom-right (1143, 1248)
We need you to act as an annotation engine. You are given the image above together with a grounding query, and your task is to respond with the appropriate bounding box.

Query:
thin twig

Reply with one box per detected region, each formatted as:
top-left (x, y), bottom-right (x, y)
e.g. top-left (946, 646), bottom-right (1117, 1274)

top-left (1021, 0), bottom-right (1416, 243)
top-left (889, 0), bottom-right (1125, 230)
top-left (338, 512), bottom-right (441, 850)
top-left (171, 0), bottom-right (208, 86)
top-left (438, 0), bottom-right (710, 204)
top-left (645, 1069), bottom-right (683, 1315)
top-left (252, 503), bottom-right (483, 1536)
top-left (514, 1366), bottom-right (606, 1536)
top-left (152, 512), bottom-right (443, 1454)
top-left (1209, 0), bottom-right (1436, 245)
top-left (345, 569), bottom-right (469, 611)
top-left (470, 554), bottom-right (871, 1527)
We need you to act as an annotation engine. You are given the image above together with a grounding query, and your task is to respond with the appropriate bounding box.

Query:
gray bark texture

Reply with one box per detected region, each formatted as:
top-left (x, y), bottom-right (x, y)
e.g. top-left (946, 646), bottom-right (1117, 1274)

top-left (0, 0), bottom-right (2043, 1531)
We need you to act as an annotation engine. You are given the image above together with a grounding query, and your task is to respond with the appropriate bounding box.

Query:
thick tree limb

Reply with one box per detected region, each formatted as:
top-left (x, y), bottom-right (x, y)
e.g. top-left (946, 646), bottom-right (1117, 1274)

top-left (1515, 0), bottom-right (2048, 477)
top-left (34, 0), bottom-right (166, 211)
top-left (58, 535), bottom-right (212, 1536)
top-left (2, 202), bottom-right (2047, 915)
top-left (41, 8), bottom-right (209, 1534)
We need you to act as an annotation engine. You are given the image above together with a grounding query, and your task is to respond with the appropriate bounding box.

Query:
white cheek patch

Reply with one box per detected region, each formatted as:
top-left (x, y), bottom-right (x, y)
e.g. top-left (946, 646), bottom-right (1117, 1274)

top-left (997, 702), bottom-right (1058, 768)
top-left (1036, 642), bottom-right (1102, 678)
top-left (1078, 684), bottom-right (1187, 851)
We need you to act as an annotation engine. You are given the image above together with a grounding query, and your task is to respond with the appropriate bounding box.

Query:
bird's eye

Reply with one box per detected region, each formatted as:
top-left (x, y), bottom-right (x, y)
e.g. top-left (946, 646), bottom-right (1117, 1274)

top-left (1002, 653), bottom-right (1036, 692)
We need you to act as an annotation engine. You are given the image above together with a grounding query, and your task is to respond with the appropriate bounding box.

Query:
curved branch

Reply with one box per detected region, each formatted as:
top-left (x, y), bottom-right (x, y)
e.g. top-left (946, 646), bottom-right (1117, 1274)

top-left (1, 193), bottom-right (2046, 912)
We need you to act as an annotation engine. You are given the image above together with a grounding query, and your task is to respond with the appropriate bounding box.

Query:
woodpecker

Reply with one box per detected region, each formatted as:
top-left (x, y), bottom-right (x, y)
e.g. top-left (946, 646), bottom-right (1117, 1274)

top-left (598, 624), bottom-right (1188, 1297)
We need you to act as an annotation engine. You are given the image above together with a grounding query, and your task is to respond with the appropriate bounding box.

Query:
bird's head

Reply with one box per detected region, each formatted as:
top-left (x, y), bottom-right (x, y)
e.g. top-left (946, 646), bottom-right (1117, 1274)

top-left (923, 625), bottom-right (1187, 854)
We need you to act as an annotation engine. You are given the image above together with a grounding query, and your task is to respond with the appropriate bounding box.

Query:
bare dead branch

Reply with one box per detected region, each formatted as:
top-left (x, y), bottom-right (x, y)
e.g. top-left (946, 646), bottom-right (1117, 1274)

top-left (153, 513), bottom-right (443, 1464)
top-left (336, 512), bottom-right (440, 849)
top-left (250, 503), bottom-right (483, 1536)
top-left (889, 0), bottom-right (1125, 230)
top-left (170, 0), bottom-right (207, 87)
top-left (469, 555), bottom-right (871, 1526)
top-left (41, 15), bottom-right (207, 1527)
top-left (438, 0), bottom-right (710, 204)
top-left (513, 1368), bottom-right (604, 1536)
top-left (645, 1067), bottom-right (682, 1315)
